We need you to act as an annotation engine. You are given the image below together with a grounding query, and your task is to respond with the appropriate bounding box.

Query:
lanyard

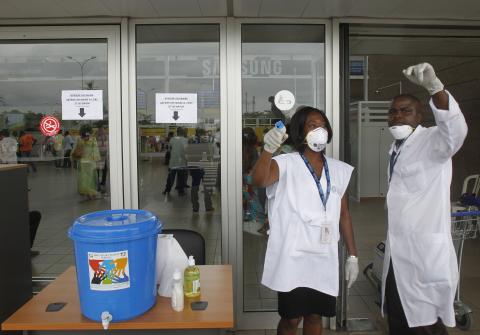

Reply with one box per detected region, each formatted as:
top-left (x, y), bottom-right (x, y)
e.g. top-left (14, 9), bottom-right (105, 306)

top-left (300, 153), bottom-right (330, 210)
top-left (388, 140), bottom-right (406, 183)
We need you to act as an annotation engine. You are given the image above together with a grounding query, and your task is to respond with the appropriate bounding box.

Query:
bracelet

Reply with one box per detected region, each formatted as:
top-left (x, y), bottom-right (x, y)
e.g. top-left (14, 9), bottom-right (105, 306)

top-left (347, 255), bottom-right (357, 259)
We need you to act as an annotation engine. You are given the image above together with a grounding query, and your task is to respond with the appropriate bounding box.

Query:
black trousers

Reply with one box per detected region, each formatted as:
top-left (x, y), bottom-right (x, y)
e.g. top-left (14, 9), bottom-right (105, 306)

top-left (386, 261), bottom-right (449, 335)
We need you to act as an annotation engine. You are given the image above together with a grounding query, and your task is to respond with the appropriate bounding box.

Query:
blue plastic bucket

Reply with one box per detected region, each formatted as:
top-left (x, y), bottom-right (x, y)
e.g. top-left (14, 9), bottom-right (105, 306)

top-left (68, 209), bottom-right (162, 322)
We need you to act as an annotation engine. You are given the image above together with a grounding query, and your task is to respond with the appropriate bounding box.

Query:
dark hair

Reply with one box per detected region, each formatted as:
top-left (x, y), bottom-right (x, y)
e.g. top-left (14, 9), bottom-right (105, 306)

top-left (289, 106), bottom-right (333, 152)
top-left (80, 124), bottom-right (92, 138)
top-left (176, 127), bottom-right (186, 137)
top-left (391, 93), bottom-right (425, 114)
top-left (0, 129), bottom-right (9, 137)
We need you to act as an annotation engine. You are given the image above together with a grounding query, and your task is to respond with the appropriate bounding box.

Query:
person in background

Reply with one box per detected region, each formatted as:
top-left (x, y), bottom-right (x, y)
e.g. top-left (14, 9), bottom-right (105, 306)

top-left (0, 129), bottom-right (18, 164)
top-left (242, 127), bottom-right (266, 233)
top-left (62, 130), bottom-right (74, 168)
top-left (19, 130), bottom-right (37, 172)
top-left (52, 130), bottom-right (64, 168)
top-left (71, 125), bottom-right (101, 200)
top-left (163, 127), bottom-right (188, 196)
top-left (96, 125), bottom-right (108, 194)
top-left (382, 63), bottom-right (468, 335)
top-left (252, 106), bottom-right (358, 335)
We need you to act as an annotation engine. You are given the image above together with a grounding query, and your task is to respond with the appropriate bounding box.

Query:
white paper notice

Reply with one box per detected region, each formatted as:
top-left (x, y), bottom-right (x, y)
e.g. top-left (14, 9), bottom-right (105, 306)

top-left (156, 93), bottom-right (197, 124)
top-left (62, 90), bottom-right (103, 120)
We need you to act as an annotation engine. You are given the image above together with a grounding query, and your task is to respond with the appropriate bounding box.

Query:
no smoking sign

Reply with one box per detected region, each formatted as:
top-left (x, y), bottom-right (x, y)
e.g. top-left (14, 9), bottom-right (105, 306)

top-left (39, 116), bottom-right (61, 136)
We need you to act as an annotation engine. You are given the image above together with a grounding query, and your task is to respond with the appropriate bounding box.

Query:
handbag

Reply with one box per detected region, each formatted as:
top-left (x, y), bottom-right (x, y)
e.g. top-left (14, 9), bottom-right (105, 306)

top-left (71, 143), bottom-right (83, 159)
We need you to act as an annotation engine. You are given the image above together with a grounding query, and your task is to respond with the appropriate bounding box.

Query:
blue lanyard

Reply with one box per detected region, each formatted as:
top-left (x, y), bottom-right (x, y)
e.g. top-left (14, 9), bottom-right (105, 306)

top-left (300, 153), bottom-right (331, 210)
top-left (388, 140), bottom-right (406, 183)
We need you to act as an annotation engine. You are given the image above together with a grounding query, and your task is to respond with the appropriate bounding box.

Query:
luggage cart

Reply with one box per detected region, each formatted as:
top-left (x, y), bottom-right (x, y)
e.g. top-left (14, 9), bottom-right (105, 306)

top-left (451, 210), bottom-right (480, 330)
top-left (363, 242), bottom-right (384, 298)
top-left (363, 210), bottom-right (479, 330)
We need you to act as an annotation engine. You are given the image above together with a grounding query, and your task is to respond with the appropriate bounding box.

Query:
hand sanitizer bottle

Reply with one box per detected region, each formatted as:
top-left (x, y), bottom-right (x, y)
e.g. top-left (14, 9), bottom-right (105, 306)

top-left (184, 256), bottom-right (201, 298)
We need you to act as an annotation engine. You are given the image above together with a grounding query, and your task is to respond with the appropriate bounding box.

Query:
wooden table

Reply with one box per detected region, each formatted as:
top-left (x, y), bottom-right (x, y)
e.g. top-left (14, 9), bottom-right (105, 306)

top-left (1, 265), bottom-right (233, 334)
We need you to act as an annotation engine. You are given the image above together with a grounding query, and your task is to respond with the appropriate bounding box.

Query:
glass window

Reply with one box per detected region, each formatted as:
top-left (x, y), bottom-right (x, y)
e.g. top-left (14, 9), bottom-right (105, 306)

top-left (0, 40), bottom-right (110, 280)
top-left (136, 25), bottom-right (222, 265)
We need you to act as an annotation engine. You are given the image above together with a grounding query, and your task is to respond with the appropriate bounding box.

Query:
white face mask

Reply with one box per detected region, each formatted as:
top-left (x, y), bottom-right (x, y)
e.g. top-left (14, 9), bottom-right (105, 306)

top-left (305, 127), bottom-right (328, 152)
top-left (389, 125), bottom-right (414, 140)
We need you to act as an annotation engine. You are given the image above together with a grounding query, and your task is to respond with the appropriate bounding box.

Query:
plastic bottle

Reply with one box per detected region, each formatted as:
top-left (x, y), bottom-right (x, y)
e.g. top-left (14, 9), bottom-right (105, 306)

top-left (275, 120), bottom-right (285, 131)
top-left (274, 120), bottom-right (287, 138)
top-left (184, 255), bottom-right (201, 298)
top-left (171, 269), bottom-right (184, 312)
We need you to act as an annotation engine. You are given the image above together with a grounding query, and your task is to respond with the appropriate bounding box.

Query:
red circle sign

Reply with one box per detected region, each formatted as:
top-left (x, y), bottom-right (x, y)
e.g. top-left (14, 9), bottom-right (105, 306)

top-left (39, 116), bottom-right (61, 137)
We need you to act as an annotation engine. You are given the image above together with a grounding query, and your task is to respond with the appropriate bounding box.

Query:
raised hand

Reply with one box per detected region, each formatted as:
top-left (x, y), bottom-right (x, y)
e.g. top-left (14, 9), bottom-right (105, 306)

top-left (402, 63), bottom-right (444, 95)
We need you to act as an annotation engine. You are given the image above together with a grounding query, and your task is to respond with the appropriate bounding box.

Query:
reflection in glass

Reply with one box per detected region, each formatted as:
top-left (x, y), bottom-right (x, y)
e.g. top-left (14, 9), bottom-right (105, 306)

top-left (241, 24), bottom-right (325, 312)
top-left (136, 25), bottom-right (221, 265)
top-left (0, 40), bottom-right (110, 282)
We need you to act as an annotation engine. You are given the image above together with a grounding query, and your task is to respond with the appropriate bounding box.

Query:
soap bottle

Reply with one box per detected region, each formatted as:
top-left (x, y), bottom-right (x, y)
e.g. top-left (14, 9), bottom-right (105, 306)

top-left (184, 255), bottom-right (201, 298)
top-left (171, 269), bottom-right (184, 312)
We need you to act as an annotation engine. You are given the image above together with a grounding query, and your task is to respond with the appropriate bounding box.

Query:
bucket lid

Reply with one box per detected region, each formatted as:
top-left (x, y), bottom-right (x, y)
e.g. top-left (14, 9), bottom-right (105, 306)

top-left (68, 209), bottom-right (162, 243)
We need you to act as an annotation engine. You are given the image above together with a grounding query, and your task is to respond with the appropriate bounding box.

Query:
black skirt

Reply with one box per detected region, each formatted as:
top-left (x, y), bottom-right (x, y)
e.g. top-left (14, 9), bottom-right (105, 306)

top-left (278, 287), bottom-right (336, 319)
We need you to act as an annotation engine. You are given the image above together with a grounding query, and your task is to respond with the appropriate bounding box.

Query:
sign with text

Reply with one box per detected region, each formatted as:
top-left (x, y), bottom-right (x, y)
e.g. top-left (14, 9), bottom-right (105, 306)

top-left (155, 93), bottom-right (197, 124)
top-left (62, 90), bottom-right (103, 120)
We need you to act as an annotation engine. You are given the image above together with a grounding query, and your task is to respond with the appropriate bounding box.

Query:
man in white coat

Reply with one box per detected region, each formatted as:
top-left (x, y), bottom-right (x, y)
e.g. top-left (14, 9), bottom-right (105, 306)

top-left (382, 63), bottom-right (468, 335)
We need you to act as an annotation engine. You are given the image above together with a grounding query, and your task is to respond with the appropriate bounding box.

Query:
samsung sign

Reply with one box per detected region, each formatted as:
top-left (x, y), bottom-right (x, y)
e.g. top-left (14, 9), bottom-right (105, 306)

top-left (204, 58), bottom-right (282, 76)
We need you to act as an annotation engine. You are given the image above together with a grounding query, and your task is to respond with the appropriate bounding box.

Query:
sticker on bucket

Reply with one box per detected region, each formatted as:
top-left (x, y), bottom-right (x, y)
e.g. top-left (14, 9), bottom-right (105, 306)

top-left (88, 251), bottom-right (130, 291)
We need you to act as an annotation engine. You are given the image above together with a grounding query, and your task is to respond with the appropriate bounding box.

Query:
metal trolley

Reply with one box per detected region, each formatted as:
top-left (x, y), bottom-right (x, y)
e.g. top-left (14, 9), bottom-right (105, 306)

top-left (451, 210), bottom-right (480, 330)
top-left (363, 210), bottom-right (479, 331)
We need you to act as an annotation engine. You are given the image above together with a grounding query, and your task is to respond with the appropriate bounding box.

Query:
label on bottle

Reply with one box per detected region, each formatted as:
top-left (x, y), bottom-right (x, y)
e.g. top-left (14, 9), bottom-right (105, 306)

top-left (192, 279), bottom-right (200, 293)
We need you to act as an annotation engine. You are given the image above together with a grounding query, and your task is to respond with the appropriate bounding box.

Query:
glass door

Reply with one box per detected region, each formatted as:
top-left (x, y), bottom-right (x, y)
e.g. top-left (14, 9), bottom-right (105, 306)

top-left (134, 24), bottom-right (223, 264)
top-left (0, 26), bottom-right (122, 281)
top-left (235, 21), bottom-right (328, 328)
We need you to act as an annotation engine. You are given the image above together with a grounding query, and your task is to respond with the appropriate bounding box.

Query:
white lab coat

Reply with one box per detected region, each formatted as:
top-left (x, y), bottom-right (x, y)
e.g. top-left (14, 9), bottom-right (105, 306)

top-left (262, 153), bottom-right (353, 296)
top-left (381, 92), bottom-right (468, 327)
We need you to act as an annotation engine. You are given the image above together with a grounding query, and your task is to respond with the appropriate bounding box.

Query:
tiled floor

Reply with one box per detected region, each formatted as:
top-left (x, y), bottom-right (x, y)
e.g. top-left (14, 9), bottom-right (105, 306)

top-left (25, 153), bottom-right (480, 334)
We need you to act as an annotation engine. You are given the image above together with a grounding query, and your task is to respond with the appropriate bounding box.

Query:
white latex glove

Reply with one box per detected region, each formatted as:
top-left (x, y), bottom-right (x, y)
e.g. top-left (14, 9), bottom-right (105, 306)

top-left (345, 256), bottom-right (359, 289)
top-left (263, 127), bottom-right (288, 154)
top-left (402, 62), bottom-right (444, 96)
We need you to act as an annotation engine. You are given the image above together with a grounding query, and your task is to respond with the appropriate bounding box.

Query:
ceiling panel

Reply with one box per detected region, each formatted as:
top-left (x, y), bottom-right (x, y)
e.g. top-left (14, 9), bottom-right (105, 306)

top-left (233, 0), bottom-right (262, 17)
top-left (302, 0), bottom-right (480, 19)
top-left (199, 0), bottom-right (227, 16)
top-left (257, 0), bottom-right (310, 17)
top-left (99, 0), bottom-right (159, 17)
top-left (149, 0), bottom-right (202, 17)
top-left (50, 0), bottom-right (111, 17)
top-left (0, 0), bottom-right (479, 20)
top-left (0, 0), bottom-right (72, 18)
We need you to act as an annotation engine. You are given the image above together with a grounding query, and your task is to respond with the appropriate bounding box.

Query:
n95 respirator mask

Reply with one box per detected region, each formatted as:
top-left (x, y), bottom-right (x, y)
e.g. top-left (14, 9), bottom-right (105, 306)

top-left (389, 125), bottom-right (414, 140)
top-left (305, 127), bottom-right (328, 152)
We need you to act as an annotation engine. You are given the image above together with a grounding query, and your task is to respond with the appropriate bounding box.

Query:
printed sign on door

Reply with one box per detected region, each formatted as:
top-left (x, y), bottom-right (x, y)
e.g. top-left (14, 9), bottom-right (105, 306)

top-left (88, 250), bottom-right (130, 291)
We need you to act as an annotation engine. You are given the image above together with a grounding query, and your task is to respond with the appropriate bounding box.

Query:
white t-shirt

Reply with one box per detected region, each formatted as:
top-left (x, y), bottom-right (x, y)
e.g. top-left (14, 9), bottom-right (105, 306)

top-left (262, 152), bottom-right (353, 296)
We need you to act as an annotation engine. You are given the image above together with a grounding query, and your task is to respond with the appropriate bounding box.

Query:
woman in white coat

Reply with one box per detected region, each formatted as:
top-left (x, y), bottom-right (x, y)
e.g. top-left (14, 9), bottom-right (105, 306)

top-left (252, 106), bottom-right (358, 335)
top-left (382, 63), bottom-right (468, 335)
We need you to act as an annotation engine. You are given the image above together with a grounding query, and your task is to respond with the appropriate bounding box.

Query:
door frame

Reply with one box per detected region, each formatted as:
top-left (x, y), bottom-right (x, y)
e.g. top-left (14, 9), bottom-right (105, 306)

top-left (127, 18), bottom-right (229, 262)
top-left (0, 25), bottom-right (124, 209)
top-left (229, 17), bottom-right (333, 329)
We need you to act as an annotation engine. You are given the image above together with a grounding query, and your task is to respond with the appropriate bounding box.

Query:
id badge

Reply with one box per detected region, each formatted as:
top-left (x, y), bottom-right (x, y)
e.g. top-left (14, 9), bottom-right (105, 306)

top-left (320, 223), bottom-right (333, 244)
